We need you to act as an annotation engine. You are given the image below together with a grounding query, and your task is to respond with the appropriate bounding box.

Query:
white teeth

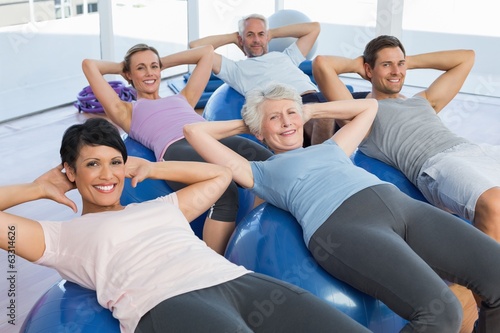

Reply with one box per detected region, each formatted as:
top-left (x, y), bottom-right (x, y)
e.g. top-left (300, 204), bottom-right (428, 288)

top-left (95, 185), bottom-right (114, 191)
top-left (144, 80), bottom-right (154, 84)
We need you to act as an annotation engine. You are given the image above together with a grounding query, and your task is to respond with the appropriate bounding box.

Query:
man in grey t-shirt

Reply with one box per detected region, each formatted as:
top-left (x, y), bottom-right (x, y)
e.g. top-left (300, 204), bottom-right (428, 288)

top-left (313, 36), bottom-right (500, 331)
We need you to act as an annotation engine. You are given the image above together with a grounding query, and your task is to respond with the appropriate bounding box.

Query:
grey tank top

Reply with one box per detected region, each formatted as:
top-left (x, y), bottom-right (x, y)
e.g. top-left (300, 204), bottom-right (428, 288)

top-left (359, 96), bottom-right (468, 185)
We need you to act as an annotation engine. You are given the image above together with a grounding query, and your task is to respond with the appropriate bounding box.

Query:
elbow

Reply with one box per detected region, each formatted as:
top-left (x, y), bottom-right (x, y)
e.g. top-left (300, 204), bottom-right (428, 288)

top-left (312, 21), bottom-right (321, 33)
top-left (201, 44), bottom-right (214, 53)
top-left (182, 124), bottom-right (194, 140)
top-left (368, 98), bottom-right (378, 116)
top-left (222, 165), bottom-right (232, 183)
top-left (309, 21), bottom-right (321, 39)
top-left (216, 165), bottom-right (233, 195)
top-left (183, 123), bottom-right (201, 143)
top-left (81, 58), bottom-right (91, 71)
top-left (466, 49), bottom-right (476, 66)
top-left (200, 45), bottom-right (215, 62)
top-left (312, 55), bottom-right (336, 84)
top-left (312, 55), bottom-right (328, 73)
top-left (188, 40), bottom-right (199, 49)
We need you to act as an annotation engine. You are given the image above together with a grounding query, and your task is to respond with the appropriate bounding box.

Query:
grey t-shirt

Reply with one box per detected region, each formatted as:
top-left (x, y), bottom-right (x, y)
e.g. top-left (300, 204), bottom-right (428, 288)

top-left (359, 96), bottom-right (468, 184)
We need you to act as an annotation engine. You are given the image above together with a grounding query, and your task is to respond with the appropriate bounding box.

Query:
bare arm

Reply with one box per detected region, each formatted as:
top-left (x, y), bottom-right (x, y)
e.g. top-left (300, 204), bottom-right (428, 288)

top-left (189, 32), bottom-right (239, 51)
top-left (269, 22), bottom-right (320, 58)
top-left (125, 156), bottom-right (232, 223)
top-left (183, 121), bottom-right (255, 189)
top-left (303, 98), bottom-right (378, 156)
top-left (81, 59), bottom-right (133, 132)
top-left (189, 32), bottom-right (239, 74)
top-left (312, 55), bottom-right (370, 129)
top-left (0, 166), bottom-right (77, 262)
top-left (161, 45), bottom-right (215, 108)
top-left (407, 49), bottom-right (475, 113)
top-left (313, 55), bottom-right (365, 101)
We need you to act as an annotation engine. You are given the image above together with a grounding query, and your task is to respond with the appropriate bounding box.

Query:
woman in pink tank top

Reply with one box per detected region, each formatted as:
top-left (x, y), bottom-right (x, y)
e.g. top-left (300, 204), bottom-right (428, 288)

top-left (82, 44), bottom-right (272, 255)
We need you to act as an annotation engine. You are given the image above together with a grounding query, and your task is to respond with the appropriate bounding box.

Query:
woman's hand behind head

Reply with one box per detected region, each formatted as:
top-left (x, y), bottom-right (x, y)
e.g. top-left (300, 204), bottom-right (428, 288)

top-left (34, 165), bottom-right (78, 212)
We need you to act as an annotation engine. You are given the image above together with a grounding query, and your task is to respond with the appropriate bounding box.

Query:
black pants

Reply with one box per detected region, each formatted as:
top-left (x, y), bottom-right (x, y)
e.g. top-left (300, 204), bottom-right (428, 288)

top-left (309, 184), bottom-right (500, 333)
top-left (135, 273), bottom-right (371, 333)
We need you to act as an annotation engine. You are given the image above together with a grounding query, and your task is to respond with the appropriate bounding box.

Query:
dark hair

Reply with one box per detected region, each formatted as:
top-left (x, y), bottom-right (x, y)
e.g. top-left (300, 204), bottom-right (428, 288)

top-left (363, 35), bottom-right (406, 68)
top-left (60, 118), bottom-right (127, 169)
top-left (122, 43), bottom-right (162, 87)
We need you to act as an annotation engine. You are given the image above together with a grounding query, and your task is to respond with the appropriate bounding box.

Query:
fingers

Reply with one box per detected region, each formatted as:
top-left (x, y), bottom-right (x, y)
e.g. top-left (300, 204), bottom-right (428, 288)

top-left (130, 176), bottom-right (139, 188)
top-left (63, 198), bottom-right (78, 213)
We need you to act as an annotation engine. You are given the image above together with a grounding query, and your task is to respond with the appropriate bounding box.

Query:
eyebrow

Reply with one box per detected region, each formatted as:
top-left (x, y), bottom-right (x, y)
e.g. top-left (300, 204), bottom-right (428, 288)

top-left (380, 59), bottom-right (405, 65)
top-left (134, 61), bottom-right (159, 68)
top-left (81, 155), bottom-right (123, 162)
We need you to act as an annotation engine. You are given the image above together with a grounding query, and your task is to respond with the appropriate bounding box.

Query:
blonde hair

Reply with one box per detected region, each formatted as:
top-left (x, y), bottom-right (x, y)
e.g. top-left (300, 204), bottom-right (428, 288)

top-left (122, 43), bottom-right (162, 87)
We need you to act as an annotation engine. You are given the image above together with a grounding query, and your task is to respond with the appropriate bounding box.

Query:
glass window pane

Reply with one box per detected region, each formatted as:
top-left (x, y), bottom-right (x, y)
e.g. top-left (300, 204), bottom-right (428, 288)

top-left (0, 0), bottom-right (188, 122)
top-left (404, 0), bottom-right (499, 37)
top-left (112, 0), bottom-right (188, 78)
top-left (403, 0), bottom-right (500, 97)
top-left (284, 0), bottom-right (377, 26)
top-left (284, 0), bottom-right (378, 59)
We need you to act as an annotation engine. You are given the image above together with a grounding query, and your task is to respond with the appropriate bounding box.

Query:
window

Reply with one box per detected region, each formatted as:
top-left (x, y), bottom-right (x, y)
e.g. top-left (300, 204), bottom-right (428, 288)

top-left (0, 0), bottom-right (189, 122)
top-left (402, 0), bottom-right (500, 97)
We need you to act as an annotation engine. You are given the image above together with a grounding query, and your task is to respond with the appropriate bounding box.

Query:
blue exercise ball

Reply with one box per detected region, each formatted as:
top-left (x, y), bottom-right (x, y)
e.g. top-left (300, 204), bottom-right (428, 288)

top-left (351, 150), bottom-right (428, 202)
top-left (202, 83), bottom-right (261, 144)
top-left (268, 10), bottom-right (318, 60)
top-left (225, 203), bottom-right (407, 332)
top-left (202, 83), bottom-right (245, 122)
top-left (351, 150), bottom-right (471, 225)
top-left (21, 280), bottom-right (120, 333)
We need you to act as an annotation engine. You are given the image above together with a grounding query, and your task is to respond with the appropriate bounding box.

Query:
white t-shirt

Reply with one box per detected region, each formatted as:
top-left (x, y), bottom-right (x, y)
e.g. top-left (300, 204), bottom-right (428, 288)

top-left (217, 43), bottom-right (318, 95)
top-left (35, 194), bottom-right (250, 333)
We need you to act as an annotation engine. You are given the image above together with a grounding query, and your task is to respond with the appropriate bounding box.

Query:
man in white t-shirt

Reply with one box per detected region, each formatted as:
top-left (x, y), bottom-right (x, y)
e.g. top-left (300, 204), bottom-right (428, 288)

top-left (190, 13), bottom-right (333, 146)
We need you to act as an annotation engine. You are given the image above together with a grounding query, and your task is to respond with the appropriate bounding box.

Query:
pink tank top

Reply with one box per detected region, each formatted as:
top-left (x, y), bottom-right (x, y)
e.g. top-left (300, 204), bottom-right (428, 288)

top-left (129, 94), bottom-right (205, 161)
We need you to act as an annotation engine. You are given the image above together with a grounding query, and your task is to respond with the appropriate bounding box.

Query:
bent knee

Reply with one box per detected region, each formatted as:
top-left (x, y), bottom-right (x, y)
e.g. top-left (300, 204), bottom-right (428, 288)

top-left (408, 290), bottom-right (463, 333)
top-left (474, 187), bottom-right (500, 240)
top-left (476, 187), bottom-right (500, 216)
top-left (411, 296), bottom-right (463, 333)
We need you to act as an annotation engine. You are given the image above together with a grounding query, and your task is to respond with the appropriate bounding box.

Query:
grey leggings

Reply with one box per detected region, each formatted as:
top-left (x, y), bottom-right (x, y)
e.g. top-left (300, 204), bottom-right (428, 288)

top-left (135, 273), bottom-right (371, 333)
top-left (163, 137), bottom-right (272, 222)
top-left (309, 184), bottom-right (500, 333)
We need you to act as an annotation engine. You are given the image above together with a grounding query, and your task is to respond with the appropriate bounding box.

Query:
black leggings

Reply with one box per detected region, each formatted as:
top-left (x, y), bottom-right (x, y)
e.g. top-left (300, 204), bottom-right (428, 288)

top-left (308, 184), bottom-right (500, 333)
top-left (135, 273), bottom-right (371, 333)
top-left (163, 136), bottom-right (272, 222)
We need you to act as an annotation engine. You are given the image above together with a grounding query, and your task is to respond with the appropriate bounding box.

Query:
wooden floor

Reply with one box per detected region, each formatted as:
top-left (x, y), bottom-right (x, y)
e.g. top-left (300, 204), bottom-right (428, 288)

top-left (0, 77), bottom-right (499, 333)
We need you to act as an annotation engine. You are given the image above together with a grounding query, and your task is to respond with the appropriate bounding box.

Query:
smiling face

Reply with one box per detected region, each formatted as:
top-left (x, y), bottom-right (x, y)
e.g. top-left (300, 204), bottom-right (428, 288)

top-left (126, 50), bottom-right (162, 99)
top-left (239, 17), bottom-right (269, 58)
top-left (256, 98), bottom-right (304, 154)
top-left (65, 144), bottom-right (125, 214)
top-left (365, 46), bottom-right (407, 99)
